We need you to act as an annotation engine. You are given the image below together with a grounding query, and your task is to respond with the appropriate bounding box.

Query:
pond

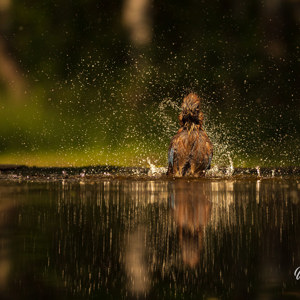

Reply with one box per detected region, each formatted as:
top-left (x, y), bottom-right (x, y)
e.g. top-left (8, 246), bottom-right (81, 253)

top-left (0, 169), bottom-right (299, 299)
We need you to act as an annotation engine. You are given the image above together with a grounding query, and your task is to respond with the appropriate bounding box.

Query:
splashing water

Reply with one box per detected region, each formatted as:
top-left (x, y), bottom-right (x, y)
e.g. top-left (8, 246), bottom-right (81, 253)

top-left (2, 52), bottom-right (298, 169)
top-left (226, 155), bottom-right (234, 176)
top-left (147, 158), bottom-right (167, 176)
top-left (153, 96), bottom-right (238, 172)
top-left (256, 166), bottom-right (261, 177)
top-left (155, 97), bottom-right (181, 137)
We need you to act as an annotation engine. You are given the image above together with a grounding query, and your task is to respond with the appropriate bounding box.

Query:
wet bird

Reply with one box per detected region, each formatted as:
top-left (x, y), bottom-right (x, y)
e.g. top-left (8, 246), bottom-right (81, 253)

top-left (167, 93), bottom-right (213, 176)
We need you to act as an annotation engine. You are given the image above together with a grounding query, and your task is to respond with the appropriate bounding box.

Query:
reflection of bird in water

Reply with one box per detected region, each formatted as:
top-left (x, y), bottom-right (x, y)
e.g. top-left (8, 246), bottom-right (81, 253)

top-left (169, 181), bottom-right (212, 267)
top-left (167, 93), bottom-right (213, 177)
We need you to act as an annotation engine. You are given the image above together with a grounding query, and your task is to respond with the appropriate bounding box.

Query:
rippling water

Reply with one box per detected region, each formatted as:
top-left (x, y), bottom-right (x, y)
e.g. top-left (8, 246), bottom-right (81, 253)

top-left (0, 174), bottom-right (299, 299)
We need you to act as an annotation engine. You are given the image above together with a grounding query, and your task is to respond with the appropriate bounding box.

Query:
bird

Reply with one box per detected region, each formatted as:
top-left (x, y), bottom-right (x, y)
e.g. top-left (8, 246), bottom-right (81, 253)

top-left (167, 93), bottom-right (213, 177)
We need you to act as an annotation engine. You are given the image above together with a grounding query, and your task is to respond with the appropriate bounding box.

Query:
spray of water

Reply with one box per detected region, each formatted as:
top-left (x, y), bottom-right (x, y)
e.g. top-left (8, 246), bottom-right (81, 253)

top-left (2, 47), bottom-right (298, 171)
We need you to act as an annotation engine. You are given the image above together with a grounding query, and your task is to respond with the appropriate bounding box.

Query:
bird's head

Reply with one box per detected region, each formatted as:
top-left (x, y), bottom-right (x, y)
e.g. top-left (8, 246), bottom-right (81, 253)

top-left (179, 93), bottom-right (203, 128)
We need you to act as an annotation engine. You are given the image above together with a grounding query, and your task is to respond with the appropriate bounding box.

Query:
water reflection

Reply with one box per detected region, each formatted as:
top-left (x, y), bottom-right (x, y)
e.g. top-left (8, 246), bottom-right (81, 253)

top-left (0, 186), bottom-right (14, 294)
top-left (169, 181), bottom-right (212, 268)
top-left (125, 225), bottom-right (150, 295)
top-left (0, 178), bottom-right (299, 299)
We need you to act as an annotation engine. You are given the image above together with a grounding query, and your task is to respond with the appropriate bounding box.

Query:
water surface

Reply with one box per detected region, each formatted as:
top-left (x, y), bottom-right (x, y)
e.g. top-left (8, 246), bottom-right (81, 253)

top-left (0, 175), bottom-right (299, 299)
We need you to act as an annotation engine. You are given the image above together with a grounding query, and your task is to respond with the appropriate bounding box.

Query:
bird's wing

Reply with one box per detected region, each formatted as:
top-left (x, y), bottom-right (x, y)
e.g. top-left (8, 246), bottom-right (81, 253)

top-left (205, 142), bottom-right (213, 170)
top-left (168, 146), bottom-right (175, 170)
top-left (206, 153), bottom-right (213, 170)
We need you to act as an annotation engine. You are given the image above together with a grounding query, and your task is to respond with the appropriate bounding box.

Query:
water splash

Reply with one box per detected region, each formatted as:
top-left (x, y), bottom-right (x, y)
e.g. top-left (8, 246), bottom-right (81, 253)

top-left (147, 158), bottom-right (167, 176)
top-left (226, 155), bottom-right (234, 176)
top-left (206, 165), bottom-right (223, 177)
top-left (154, 97), bottom-right (181, 143)
top-left (150, 96), bottom-right (240, 173)
top-left (4, 50), bottom-right (298, 169)
top-left (256, 166), bottom-right (261, 177)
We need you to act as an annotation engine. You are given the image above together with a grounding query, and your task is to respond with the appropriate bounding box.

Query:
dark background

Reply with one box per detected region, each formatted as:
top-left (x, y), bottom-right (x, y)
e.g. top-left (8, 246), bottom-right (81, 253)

top-left (0, 0), bottom-right (299, 167)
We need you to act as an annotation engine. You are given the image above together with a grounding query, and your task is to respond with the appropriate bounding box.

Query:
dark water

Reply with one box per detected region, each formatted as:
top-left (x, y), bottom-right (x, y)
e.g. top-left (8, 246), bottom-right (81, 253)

top-left (0, 176), bottom-right (299, 299)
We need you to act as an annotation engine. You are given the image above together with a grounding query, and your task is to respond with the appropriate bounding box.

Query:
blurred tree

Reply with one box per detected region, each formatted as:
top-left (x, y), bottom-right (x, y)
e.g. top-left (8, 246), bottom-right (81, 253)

top-left (0, 0), bottom-right (26, 103)
top-left (121, 0), bottom-right (154, 107)
top-left (122, 0), bottom-right (152, 47)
